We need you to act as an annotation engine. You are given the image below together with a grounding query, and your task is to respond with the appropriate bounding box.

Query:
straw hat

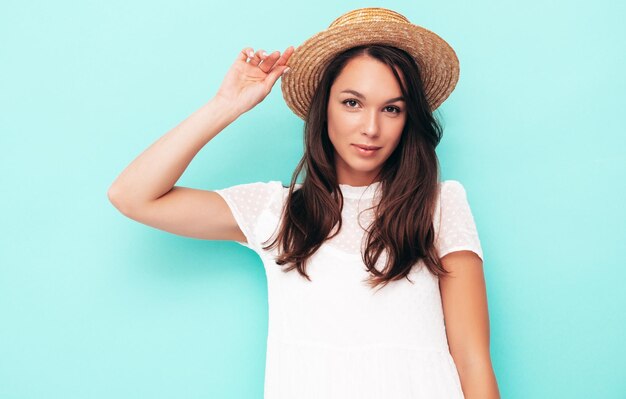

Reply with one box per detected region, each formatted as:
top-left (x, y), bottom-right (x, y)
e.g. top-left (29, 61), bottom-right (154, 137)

top-left (280, 7), bottom-right (460, 121)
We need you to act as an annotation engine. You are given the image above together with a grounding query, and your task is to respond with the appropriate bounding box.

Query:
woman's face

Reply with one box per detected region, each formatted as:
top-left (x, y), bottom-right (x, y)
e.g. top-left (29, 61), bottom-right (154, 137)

top-left (327, 55), bottom-right (407, 186)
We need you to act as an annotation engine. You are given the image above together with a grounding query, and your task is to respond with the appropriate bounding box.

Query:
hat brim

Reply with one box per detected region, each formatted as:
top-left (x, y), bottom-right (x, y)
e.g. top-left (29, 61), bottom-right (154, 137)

top-left (281, 21), bottom-right (460, 120)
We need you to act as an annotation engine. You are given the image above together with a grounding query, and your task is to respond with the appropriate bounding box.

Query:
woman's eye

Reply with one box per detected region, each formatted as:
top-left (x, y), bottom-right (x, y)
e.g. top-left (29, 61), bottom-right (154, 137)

top-left (342, 100), bottom-right (401, 114)
top-left (343, 99), bottom-right (359, 108)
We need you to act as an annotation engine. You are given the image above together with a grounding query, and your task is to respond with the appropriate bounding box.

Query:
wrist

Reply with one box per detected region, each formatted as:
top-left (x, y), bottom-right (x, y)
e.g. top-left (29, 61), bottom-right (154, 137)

top-left (210, 95), bottom-right (246, 118)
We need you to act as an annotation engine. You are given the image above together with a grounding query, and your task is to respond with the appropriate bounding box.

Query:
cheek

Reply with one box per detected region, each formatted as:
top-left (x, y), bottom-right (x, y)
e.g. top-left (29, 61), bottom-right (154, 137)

top-left (326, 113), bottom-right (349, 144)
top-left (326, 106), bottom-right (337, 140)
top-left (328, 113), bottom-right (359, 142)
top-left (326, 120), bottom-right (338, 146)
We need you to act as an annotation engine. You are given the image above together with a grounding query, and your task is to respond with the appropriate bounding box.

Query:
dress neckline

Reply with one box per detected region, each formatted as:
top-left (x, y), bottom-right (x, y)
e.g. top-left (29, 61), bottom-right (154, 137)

top-left (338, 180), bottom-right (382, 199)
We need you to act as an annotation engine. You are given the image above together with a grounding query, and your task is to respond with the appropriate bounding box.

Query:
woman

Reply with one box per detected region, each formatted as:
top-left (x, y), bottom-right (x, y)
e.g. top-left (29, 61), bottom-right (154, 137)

top-left (108, 7), bottom-right (500, 399)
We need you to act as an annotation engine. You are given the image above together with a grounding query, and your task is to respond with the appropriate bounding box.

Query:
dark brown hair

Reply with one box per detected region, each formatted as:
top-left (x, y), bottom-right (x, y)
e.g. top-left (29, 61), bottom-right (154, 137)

top-left (263, 44), bottom-right (449, 292)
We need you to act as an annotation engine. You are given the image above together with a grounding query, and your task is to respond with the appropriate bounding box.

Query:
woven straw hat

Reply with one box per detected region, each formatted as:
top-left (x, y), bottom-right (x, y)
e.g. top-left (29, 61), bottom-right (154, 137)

top-left (280, 7), bottom-right (460, 121)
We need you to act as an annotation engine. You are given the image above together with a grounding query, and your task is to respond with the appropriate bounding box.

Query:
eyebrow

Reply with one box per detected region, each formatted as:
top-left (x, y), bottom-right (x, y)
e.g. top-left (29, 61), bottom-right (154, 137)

top-left (339, 89), bottom-right (405, 103)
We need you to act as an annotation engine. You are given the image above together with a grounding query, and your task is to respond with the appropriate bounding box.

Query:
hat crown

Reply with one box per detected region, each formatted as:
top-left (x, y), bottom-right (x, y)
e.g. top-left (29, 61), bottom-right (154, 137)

top-left (328, 7), bottom-right (410, 29)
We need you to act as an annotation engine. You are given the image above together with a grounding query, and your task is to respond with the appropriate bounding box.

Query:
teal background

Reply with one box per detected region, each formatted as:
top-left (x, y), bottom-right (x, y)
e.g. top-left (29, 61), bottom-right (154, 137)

top-left (1, 0), bottom-right (624, 398)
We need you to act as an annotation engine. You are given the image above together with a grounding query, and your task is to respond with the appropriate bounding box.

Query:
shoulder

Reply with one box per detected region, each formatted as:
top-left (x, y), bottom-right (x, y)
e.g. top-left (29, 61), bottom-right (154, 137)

top-left (439, 179), bottom-right (466, 192)
top-left (433, 180), bottom-right (472, 224)
top-left (437, 179), bottom-right (468, 202)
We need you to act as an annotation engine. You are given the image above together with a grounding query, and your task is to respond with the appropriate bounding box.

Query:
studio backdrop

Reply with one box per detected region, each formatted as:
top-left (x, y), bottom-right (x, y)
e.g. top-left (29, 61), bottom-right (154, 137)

top-left (1, 0), bottom-right (624, 398)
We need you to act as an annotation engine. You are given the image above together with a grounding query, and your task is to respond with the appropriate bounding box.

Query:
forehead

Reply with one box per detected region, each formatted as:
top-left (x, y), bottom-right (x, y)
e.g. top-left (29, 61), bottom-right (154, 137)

top-left (331, 55), bottom-right (405, 95)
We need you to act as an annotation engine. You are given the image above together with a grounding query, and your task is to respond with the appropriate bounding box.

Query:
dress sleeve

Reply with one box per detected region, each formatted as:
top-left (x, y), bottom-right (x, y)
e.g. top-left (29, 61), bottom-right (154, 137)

top-left (213, 180), bottom-right (284, 251)
top-left (434, 180), bottom-right (484, 261)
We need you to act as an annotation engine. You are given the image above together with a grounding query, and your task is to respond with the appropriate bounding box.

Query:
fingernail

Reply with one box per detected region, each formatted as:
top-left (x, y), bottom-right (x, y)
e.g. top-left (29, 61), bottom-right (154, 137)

top-left (261, 51), bottom-right (267, 57)
top-left (283, 67), bottom-right (290, 74)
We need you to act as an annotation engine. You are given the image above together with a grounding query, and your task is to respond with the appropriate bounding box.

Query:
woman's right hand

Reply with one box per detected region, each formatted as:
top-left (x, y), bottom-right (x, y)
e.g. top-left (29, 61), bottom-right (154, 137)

top-left (214, 46), bottom-right (295, 115)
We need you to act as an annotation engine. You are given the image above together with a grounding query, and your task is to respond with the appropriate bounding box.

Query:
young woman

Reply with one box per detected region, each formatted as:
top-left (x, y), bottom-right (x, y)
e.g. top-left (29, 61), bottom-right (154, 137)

top-left (108, 7), bottom-right (500, 399)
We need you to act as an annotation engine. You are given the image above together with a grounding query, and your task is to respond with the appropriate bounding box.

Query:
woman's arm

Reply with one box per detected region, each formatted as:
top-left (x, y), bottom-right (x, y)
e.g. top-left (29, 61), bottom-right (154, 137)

top-left (439, 250), bottom-right (501, 399)
top-left (106, 47), bottom-right (293, 240)
top-left (108, 46), bottom-right (293, 212)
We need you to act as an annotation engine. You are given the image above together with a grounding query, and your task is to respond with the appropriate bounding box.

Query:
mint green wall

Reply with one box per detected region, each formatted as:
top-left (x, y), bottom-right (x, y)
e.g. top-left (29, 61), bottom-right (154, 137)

top-left (1, 1), bottom-right (624, 398)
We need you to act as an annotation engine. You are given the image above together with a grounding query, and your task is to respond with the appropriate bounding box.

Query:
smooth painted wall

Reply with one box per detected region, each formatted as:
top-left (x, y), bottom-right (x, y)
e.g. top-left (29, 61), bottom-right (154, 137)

top-left (1, 1), bottom-right (624, 397)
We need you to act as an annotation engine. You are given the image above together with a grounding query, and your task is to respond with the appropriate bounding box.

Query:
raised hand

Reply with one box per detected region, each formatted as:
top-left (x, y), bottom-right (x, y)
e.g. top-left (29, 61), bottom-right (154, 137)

top-left (215, 46), bottom-right (295, 115)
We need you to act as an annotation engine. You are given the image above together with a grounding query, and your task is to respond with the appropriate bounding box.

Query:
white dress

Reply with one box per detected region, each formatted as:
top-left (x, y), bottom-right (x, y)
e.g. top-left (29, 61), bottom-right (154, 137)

top-left (215, 180), bottom-right (483, 399)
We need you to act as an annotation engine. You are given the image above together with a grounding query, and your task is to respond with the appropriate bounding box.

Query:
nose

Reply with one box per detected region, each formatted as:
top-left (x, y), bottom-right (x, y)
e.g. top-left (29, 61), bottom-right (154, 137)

top-left (361, 108), bottom-right (380, 137)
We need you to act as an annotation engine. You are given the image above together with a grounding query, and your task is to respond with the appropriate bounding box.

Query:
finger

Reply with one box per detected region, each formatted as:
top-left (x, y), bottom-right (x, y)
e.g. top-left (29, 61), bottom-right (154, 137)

top-left (264, 64), bottom-right (290, 91)
top-left (258, 50), bottom-right (280, 71)
top-left (272, 46), bottom-right (295, 68)
top-left (249, 48), bottom-right (265, 66)
top-left (248, 57), bottom-right (260, 66)
top-left (253, 48), bottom-right (267, 61)
top-left (239, 47), bottom-right (255, 62)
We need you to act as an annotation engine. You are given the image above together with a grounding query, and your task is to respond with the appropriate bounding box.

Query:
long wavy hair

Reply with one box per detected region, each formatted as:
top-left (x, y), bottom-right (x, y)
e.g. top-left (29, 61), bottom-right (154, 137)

top-left (263, 44), bottom-right (449, 292)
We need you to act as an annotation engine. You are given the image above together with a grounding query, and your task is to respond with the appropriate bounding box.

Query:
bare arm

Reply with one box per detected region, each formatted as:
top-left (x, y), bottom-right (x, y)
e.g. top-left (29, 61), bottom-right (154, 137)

top-left (439, 250), bottom-right (501, 399)
top-left (108, 96), bottom-right (240, 211)
top-left (107, 46), bottom-right (294, 240)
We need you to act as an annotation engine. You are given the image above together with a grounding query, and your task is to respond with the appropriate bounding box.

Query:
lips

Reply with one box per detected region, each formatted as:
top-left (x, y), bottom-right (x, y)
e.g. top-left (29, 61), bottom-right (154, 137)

top-left (352, 144), bottom-right (381, 157)
top-left (353, 144), bottom-right (382, 150)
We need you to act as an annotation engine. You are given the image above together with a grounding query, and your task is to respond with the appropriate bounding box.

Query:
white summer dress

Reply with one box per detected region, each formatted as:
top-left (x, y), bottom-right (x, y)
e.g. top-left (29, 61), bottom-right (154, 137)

top-left (214, 179), bottom-right (483, 399)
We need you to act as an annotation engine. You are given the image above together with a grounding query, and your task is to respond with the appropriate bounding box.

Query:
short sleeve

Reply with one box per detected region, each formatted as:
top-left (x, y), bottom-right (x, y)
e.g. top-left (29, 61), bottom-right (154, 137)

top-left (213, 180), bottom-right (284, 251)
top-left (433, 180), bottom-right (484, 261)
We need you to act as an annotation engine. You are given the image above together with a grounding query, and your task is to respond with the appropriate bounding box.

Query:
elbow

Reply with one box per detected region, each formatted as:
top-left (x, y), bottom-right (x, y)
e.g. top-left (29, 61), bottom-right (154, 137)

top-left (454, 352), bottom-right (494, 375)
top-left (107, 184), bottom-right (134, 216)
